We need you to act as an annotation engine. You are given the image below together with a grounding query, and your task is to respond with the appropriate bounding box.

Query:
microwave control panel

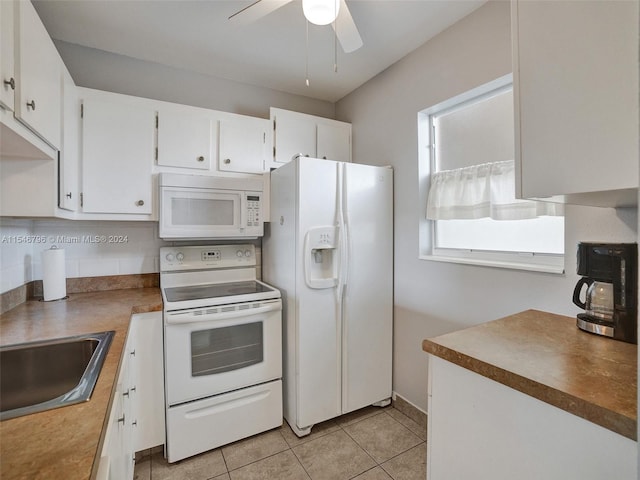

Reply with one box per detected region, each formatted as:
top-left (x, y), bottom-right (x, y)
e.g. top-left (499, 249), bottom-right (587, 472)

top-left (246, 194), bottom-right (261, 227)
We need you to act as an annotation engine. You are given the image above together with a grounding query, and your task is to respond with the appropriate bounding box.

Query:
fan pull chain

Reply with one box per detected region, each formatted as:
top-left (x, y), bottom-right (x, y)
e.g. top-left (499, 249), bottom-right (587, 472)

top-left (334, 0), bottom-right (338, 72)
top-left (305, 20), bottom-right (310, 86)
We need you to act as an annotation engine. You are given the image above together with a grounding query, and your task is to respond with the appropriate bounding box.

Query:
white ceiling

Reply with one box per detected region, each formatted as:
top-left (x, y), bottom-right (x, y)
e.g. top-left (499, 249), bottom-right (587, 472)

top-left (33, 0), bottom-right (486, 103)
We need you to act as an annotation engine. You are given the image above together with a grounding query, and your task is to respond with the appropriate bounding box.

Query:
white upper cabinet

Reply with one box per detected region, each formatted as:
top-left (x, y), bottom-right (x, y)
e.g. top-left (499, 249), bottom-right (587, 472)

top-left (81, 95), bottom-right (154, 215)
top-left (219, 114), bottom-right (268, 174)
top-left (157, 107), bottom-right (213, 170)
top-left (270, 107), bottom-right (351, 165)
top-left (512, 0), bottom-right (638, 207)
top-left (272, 108), bottom-right (317, 162)
top-left (317, 122), bottom-right (351, 162)
top-left (14, 0), bottom-right (62, 150)
top-left (58, 66), bottom-right (79, 212)
top-left (0, 0), bottom-right (15, 112)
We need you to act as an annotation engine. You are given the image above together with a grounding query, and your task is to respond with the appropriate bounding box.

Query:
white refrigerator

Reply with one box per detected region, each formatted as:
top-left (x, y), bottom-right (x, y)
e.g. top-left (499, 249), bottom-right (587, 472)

top-left (263, 157), bottom-right (393, 437)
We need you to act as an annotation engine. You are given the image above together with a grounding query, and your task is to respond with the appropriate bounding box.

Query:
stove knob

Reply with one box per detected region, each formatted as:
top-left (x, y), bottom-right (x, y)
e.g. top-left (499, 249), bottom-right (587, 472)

top-left (244, 250), bottom-right (252, 257)
top-left (165, 253), bottom-right (174, 262)
top-left (176, 252), bottom-right (185, 261)
top-left (236, 250), bottom-right (243, 258)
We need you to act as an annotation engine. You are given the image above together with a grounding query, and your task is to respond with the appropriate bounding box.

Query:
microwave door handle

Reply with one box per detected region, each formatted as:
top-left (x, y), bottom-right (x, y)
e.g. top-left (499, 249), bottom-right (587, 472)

top-left (165, 302), bottom-right (281, 325)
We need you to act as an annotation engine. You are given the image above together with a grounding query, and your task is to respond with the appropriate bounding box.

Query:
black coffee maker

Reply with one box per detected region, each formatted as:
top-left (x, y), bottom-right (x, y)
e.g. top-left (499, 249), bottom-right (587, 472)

top-left (572, 242), bottom-right (637, 344)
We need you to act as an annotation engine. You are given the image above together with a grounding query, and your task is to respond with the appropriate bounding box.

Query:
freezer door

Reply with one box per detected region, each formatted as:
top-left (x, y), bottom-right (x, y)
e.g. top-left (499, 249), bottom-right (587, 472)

top-left (341, 163), bottom-right (393, 413)
top-left (295, 159), bottom-right (343, 429)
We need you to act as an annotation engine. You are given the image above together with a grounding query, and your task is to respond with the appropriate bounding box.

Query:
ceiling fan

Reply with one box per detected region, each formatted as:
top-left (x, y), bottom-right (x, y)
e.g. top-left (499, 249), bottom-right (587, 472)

top-left (228, 0), bottom-right (364, 53)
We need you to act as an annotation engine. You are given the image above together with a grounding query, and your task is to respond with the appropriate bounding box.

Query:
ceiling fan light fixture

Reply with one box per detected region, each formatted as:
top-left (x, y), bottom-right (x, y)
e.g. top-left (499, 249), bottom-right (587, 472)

top-left (302, 0), bottom-right (340, 26)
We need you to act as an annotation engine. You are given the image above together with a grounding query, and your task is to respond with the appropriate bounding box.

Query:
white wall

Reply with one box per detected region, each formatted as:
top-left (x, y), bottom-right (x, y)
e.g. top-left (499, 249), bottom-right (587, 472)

top-left (54, 41), bottom-right (335, 120)
top-left (335, 1), bottom-right (638, 411)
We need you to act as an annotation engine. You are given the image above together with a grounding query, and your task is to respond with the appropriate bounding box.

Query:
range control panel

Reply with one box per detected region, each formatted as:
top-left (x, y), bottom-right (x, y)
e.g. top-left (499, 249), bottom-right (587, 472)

top-left (160, 245), bottom-right (256, 271)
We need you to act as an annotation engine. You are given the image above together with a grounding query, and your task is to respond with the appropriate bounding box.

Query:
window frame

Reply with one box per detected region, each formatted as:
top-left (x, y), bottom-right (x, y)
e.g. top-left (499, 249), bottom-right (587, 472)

top-left (417, 74), bottom-right (565, 274)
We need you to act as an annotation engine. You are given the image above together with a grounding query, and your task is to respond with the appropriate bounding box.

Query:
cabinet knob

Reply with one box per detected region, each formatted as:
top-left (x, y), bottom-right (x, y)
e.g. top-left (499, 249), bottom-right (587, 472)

top-left (26, 100), bottom-right (36, 110)
top-left (136, 200), bottom-right (144, 207)
top-left (123, 389), bottom-right (130, 398)
top-left (197, 156), bottom-right (205, 162)
top-left (3, 78), bottom-right (15, 90)
top-left (66, 192), bottom-right (72, 199)
top-left (130, 349), bottom-right (136, 356)
top-left (223, 158), bottom-right (231, 164)
top-left (117, 414), bottom-right (126, 425)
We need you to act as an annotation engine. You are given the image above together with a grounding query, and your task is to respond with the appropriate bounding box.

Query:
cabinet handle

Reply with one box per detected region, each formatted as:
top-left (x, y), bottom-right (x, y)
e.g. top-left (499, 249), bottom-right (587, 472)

top-left (118, 414), bottom-right (125, 425)
top-left (130, 349), bottom-right (136, 356)
top-left (197, 156), bottom-right (205, 162)
top-left (136, 200), bottom-right (144, 207)
top-left (26, 100), bottom-right (35, 110)
top-left (131, 385), bottom-right (136, 392)
top-left (66, 192), bottom-right (72, 199)
top-left (223, 158), bottom-right (231, 164)
top-left (3, 78), bottom-right (14, 90)
top-left (123, 389), bottom-right (129, 397)
top-left (132, 420), bottom-right (137, 427)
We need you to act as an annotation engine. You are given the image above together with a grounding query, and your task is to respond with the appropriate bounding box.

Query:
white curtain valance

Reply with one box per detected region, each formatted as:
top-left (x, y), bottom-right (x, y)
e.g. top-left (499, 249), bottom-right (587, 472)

top-left (426, 160), bottom-right (563, 221)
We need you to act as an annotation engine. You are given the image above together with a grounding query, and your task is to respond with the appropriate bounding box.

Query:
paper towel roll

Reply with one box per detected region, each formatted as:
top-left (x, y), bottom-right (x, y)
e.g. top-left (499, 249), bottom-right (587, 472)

top-left (42, 247), bottom-right (66, 301)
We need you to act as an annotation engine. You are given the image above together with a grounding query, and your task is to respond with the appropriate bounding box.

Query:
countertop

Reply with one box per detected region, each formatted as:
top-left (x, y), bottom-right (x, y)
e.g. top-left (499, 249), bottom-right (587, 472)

top-left (0, 288), bottom-right (162, 480)
top-left (422, 309), bottom-right (637, 440)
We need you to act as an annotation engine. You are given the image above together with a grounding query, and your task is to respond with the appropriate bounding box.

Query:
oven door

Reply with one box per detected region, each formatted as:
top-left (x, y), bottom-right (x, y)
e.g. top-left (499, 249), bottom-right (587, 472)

top-left (164, 299), bottom-right (282, 406)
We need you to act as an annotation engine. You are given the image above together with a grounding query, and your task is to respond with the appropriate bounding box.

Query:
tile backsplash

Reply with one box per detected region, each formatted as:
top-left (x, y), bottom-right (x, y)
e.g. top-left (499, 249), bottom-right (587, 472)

top-left (0, 219), bottom-right (166, 294)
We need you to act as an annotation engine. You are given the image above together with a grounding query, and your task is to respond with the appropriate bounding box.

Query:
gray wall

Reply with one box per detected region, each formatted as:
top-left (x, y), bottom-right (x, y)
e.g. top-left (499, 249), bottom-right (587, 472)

top-left (335, 1), bottom-right (638, 411)
top-left (55, 40), bottom-right (335, 119)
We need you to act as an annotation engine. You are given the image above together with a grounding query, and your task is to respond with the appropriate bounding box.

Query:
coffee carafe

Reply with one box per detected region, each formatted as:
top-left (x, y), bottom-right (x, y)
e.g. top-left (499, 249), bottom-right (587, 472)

top-left (572, 242), bottom-right (637, 344)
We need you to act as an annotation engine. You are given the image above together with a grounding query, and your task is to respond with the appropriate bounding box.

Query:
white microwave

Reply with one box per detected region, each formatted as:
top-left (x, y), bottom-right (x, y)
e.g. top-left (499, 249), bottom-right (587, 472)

top-left (159, 173), bottom-right (264, 239)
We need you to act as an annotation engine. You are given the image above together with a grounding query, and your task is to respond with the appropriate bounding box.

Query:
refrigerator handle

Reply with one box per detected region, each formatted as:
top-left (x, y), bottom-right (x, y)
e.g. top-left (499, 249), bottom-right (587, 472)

top-left (336, 163), bottom-right (347, 302)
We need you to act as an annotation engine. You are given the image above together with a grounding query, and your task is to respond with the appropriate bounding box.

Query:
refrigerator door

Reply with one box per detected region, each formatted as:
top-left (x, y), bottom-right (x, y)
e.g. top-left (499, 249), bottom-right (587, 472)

top-left (341, 162), bottom-right (393, 413)
top-left (296, 159), bottom-right (343, 429)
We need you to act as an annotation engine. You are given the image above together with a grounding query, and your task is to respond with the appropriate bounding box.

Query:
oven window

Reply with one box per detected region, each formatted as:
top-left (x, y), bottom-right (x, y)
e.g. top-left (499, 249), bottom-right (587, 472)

top-left (172, 198), bottom-right (234, 226)
top-left (191, 322), bottom-right (263, 376)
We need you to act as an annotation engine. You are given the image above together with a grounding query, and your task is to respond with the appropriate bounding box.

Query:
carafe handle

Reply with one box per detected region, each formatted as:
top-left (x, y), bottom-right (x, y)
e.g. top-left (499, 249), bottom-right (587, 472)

top-left (572, 277), bottom-right (594, 309)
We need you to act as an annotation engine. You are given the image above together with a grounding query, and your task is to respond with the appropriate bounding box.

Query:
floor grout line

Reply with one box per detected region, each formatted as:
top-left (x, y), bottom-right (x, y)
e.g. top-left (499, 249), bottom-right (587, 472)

top-left (139, 406), bottom-right (423, 480)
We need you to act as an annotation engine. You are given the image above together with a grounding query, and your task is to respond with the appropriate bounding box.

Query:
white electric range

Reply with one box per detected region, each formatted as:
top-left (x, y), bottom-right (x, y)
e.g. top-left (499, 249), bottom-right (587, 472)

top-left (160, 244), bottom-right (282, 463)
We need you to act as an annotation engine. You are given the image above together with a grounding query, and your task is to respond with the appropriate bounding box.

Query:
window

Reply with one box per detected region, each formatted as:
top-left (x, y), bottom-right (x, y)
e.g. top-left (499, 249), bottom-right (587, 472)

top-left (418, 75), bottom-right (565, 273)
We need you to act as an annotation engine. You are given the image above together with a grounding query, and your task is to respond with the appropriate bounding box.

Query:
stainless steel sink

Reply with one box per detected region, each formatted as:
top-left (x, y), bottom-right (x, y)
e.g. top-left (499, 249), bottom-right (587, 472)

top-left (0, 331), bottom-right (114, 420)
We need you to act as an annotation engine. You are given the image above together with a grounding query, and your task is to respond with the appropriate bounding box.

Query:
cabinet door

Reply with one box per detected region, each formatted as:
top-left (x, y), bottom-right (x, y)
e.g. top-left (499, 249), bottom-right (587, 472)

top-left (157, 108), bottom-right (213, 170)
top-left (58, 67), bottom-right (79, 211)
top-left (14, 0), bottom-right (62, 149)
top-left (317, 122), bottom-right (351, 163)
top-left (219, 115), bottom-right (268, 173)
top-left (514, 0), bottom-right (638, 203)
top-left (81, 98), bottom-right (154, 214)
top-left (130, 312), bottom-right (165, 452)
top-left (0, 0), bottom-right (15, 111)
top-left (272, 109), bottom-right (316, 163)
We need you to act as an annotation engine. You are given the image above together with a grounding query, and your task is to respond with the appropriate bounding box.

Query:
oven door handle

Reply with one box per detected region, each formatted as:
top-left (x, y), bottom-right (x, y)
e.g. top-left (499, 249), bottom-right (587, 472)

top-left (164, 301), bottom-right (281, 325)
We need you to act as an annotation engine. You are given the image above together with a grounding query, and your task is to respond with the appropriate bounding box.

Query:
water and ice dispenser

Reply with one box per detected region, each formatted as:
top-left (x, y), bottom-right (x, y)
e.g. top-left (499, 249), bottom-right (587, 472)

top-left (304, 226), bottom-right (339, 289)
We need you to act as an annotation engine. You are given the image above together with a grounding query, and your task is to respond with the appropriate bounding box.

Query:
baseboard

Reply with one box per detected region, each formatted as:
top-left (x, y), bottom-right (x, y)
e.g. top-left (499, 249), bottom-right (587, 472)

top-left (391, 392), bottom-right (427, 430)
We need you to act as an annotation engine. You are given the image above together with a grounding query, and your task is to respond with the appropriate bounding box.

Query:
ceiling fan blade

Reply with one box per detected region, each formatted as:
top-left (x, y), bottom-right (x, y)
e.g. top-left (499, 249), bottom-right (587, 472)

top-left (332, 0), bottom-right (363, 53)
top-left (228, 0), bottom-right (293, 25)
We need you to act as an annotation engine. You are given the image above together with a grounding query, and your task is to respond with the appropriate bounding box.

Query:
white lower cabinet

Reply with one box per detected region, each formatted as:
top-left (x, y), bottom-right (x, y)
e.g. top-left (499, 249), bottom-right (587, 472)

top-left (97, 311), bottom-right (164, 480)
top-left (426, 356), bottom-right (637, 480)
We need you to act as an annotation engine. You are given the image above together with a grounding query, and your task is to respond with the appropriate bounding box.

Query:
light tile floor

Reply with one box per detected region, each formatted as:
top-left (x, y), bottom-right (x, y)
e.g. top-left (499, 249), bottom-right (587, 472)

top-left (135, 406), bottom-right (427, 480)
